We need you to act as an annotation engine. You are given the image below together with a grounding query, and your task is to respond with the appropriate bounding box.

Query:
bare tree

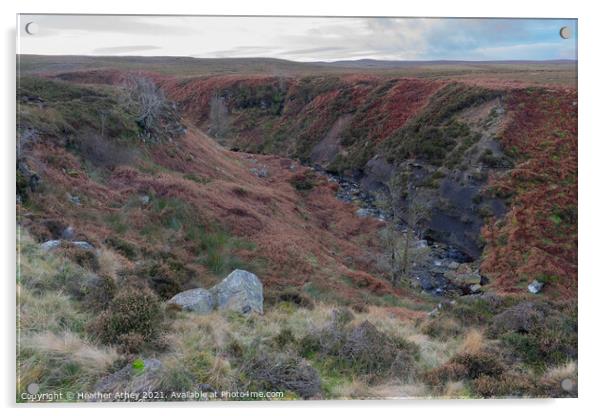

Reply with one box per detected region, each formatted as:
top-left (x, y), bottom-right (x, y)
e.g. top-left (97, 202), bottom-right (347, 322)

top-left (122, 75), bottom-right (165, 135)
top-left (379, 166), bottom-right (430, 287)
top-left (208, 92), bottom-right (230, 139)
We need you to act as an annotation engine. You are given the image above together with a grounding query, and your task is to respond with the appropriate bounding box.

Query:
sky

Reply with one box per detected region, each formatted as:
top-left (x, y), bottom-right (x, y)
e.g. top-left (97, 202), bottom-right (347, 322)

top-left (17, 15), bottom-right (578, 61)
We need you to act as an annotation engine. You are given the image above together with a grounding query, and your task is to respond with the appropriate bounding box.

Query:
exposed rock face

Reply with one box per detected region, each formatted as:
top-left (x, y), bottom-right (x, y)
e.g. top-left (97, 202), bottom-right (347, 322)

top-left (210, 269), bottom-right (263, 314)
top-left (167, 288), bottom-right (215, 314)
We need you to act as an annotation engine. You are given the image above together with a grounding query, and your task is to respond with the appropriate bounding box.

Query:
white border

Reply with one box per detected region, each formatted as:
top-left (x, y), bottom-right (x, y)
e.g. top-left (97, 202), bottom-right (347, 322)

top-left (2, 1), bottom-right (600, 415)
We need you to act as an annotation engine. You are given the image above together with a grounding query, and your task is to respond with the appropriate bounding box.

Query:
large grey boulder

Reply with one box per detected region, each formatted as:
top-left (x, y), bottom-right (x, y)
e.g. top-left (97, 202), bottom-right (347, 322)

top-left (167, 288), bottom-right (215, 314)
top-left (210, 269), bottom-right (263, 314)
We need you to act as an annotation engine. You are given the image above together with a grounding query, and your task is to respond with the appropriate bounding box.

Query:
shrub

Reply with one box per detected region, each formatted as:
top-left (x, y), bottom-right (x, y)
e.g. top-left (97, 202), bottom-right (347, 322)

top-left (274, 328), bottom-right (296, 348)
top-left (422, 350), bottom-right (505, 389)
top-left (79, 132), bottom-right (134, 169)
top-left (420, 317), bottom-right (463, 340)
top-left (133, 258), bottom-right (198, 300)
top-left (60, 245), bottom-right (100, 272)
top-left (450, 351), bottom-right (505, 379)
top-left (81, 274), bottom-right (117, 310)
top-left (89, 286), bottom-right (164, 349)
top-left (300, 315), bottom-right (418, 382)
top-left (271, 288), bottom-right (315, 310)
top-left (105, 236), bottom-right (138, 260)
top-left (489, 301), bottom-right (577, 371)
top-left (242, 350), bottom-right (322, 399)
top-left (290, 171), bottom-right (317, 192)
top-left (472, 373), bottom-right (533, 398)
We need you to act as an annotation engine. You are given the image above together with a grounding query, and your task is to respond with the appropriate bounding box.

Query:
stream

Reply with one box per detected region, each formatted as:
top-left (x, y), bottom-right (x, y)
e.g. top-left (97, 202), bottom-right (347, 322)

top-left (312, 165), bottom-right (478, 297)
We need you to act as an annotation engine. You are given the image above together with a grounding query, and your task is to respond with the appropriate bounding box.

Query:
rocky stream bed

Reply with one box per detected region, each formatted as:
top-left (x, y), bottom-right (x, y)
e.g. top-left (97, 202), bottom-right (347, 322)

top-left (313, 165), bottom-right (486, 297)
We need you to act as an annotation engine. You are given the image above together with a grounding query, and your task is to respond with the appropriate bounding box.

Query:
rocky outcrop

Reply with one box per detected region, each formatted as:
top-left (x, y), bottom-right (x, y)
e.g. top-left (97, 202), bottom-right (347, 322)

top-left (168, 269), bottom-right (263, 315)
top-left (167, 288), bottom-right (215, 314)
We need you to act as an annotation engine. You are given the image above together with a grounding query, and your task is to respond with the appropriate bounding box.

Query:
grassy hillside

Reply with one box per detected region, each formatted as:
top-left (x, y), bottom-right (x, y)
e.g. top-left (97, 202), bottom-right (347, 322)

top-left (16, 62), bottom-right (578, 400)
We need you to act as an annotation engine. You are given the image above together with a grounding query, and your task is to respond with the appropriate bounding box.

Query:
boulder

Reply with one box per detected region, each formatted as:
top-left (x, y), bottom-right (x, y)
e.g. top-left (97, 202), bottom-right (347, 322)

top-left (167, 288), bottom-right (215, 314)
top-left (61, 226), bottom-right (75, 240)
top-left (355, 208), bottom-right (371, 218)
top-left (528, 280), bottom-right (544, 294)
top-left (93, 358), bottom-right (162, 399)
top-left (40, 240), bottom-right (61, 251)
top-left (444, 269), bottom-right (482, 286)
top-left (72, 241), bottom-right (94, 250)
top-left (210, 269), bottom-right (263, 314)
top-left (469, 284), bottom-right (482, 293)
top-left (448, 261), bottom-right (460, 270)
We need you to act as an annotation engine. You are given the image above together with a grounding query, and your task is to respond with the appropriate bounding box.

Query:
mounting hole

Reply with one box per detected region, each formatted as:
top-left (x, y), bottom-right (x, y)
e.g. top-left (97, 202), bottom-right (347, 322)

top-left (559, 26), bottom-right (571, 39)
top-left (25, 22), bottom-right (39, 35)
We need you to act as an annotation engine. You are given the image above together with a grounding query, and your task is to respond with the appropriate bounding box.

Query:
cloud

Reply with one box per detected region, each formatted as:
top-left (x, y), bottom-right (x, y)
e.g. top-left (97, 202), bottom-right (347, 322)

top-left (92, 45), bottom-right (162, 54)
top-left (18, 15), bottom-right (577, 61)
top-left (24, 15), bottom-right (198, 37)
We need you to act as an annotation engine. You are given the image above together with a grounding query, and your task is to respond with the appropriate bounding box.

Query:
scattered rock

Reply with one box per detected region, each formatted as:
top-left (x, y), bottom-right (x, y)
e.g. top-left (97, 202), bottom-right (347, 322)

top-left (93, 358), bottom-right (162, 399)
top-left (469, 284), bottom-right (482, 293)
top-left (210, 269), bottom-right (263, 314)
top-left (528, 280), bottom-right (544, 294)
top-left (40, 240), bottom-right (61, 251)
top-left (416, 240), bottom-right (429, 249)
top-left (355, 208), bottom-right (371, 218)
top-left (167, 288), bottom-right (215, 314)
top-left (61, 226), bottom-right (75, 240)
top-left (448, 261), bottom-right (460, 270)
top-left (66, 193), bottom-right (81, 205)
top-left (250, 166), bottom-right (269, 178)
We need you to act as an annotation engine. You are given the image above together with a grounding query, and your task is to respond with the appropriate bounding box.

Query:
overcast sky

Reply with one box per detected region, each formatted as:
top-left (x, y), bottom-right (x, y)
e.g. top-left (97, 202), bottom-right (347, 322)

top-left (17, 15), bottom-right (577, 61)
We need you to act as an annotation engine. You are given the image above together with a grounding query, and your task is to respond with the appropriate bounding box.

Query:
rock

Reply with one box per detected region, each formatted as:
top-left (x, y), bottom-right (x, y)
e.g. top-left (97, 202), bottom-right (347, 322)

top-left (416, 240), bottom-right (429, 249)
top-left (210, 269), bottom-right (263, 314)
top-left (448, 261), bottom-right (460, 270)
top-left (167, 288), bottom-right (215, 314)
top-left (469, 284), bottom-right (482, 293)
top-left (139, 195), bottom-right (150, 205)
top-left (528, 280), bottom-right (544, 294)
top-left (94, 358), bottom-right (162, 399)
top-left (355, 208), bottom-right (371, 218)
top-left (444, 269), bottom-right (482, 286)
top-left (72, 241), bottom-right (94, 250)
top-left (66, 193), bottom-right (81, 205)
top-left (40, 240), bottom-right (61, 251)
top-left (250, 166), bottom-right (269, 178)
top-left (61, 226), bottom-right (75, 240)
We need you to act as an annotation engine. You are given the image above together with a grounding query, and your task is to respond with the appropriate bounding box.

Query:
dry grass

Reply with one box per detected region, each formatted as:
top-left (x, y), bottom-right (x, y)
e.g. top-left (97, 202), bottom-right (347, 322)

top-left (459, 329), bottom-right (485, 355)
top-left (21, 331), bottom-right (118, 371)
